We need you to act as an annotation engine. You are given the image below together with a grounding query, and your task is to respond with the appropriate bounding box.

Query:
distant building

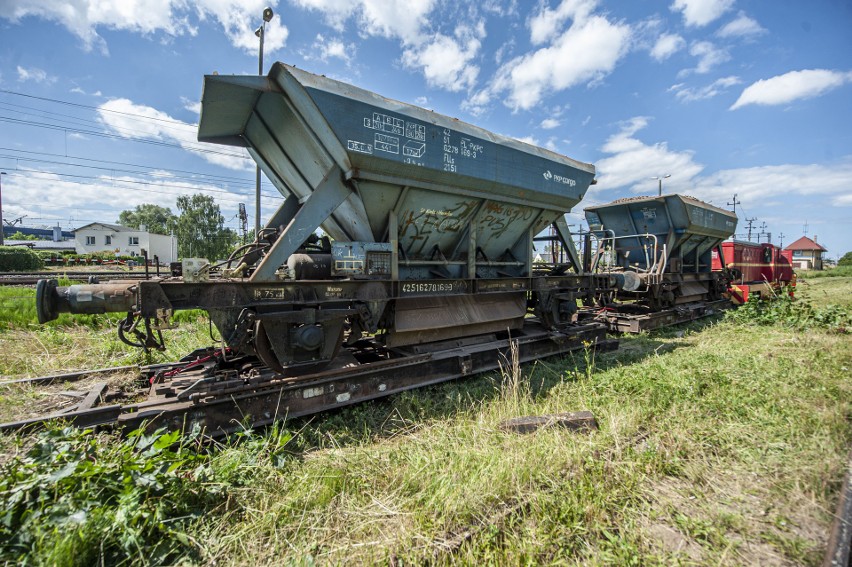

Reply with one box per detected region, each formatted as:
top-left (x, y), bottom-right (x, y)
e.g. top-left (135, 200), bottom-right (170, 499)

top-left (74, 223), bottom-right (178, 263)
top-left (784, 236), bottom-right (827, 270)
top-left (3, 240), bottom-right (76, 252)
top-left (2, 226), bottom-right (74, 240)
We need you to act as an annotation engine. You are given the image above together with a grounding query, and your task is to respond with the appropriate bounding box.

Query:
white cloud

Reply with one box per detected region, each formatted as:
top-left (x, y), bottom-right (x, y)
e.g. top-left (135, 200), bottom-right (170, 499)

top-left (181, 97), bottom-right (202, 115)
top-left (681, 40), bottom-right (729, 75)
top-left (1, 169), bottom-right (254, 231)
top-left (669, 76), bottom-right (741, 102)
top-left (716, 12), bottom-right (766, 39)
top-left (1, 0), bottom-right (288, 55)
top-left (527, 0), bottom-right (597, 45)
top-left (540, 118), bottom-right (561, 129)
top-left (482, 0), bottom-right (518, 18)
top-left (690, 160), bottom-right (852, 206)
top-left (650, 33), bottom-right (685, 61)
top-left (730, 69), bottom-right (852, 110)
top-left (832, 193), bottom-right (852, 206)
top-left (593, 117), bottom-right (852, 212)
top-left (475, 12), bottom-right (631, 111)
top-left (594, 116), bottom-right (704, 192)
top-left (16, 66), bottom-right (55, 84)
top-left (302, 34), bottom-right (356, 65)
top-left (97, 98), bottom-right (251, 171)
top-left (512, 135), bottom-right (539, 146)
top-left (292, 0), bottom-right (435, 44)
top-left (670, 0), bottom-right (734, 27)
top-left (401, 23), bottom-right (484, 92)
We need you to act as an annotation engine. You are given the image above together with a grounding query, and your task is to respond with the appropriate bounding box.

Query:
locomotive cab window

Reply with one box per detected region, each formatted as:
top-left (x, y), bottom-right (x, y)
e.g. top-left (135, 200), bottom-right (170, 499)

top-left (762, 247), bottom-right (772, 263)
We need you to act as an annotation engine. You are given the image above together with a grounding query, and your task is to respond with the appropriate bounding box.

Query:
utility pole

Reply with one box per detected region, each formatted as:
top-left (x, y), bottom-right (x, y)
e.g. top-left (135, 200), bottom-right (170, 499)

top-left (254, 6), bottom-right (274, 237)
top-left (802, 220), bottom-right (809, 236)
top-left (238, 203), bottom-right (248, 244)
top-left (651, 174), bottom-right (671, 196)
top-left (758, 221), bottom-right (768, 243)
top-left (727, 193), bottom-right (741, 214)
top-left (778, 232), bottom-right (785, 249)
top-left (745, 217), bottom-right (757, 241)
top-left (0, 171), bottom-right (6, 246)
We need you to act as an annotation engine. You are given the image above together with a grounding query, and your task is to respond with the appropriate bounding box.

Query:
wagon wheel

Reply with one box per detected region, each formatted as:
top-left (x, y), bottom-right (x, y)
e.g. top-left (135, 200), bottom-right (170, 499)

top-left (253, 319), bottom-right (345, 376)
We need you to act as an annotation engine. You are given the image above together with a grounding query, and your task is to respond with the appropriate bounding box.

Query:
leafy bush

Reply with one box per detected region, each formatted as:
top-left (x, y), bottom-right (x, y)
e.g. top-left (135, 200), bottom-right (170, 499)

top-left (838, 251), bottom-right (852, 266)
top-left (726, 292), bottom-right (850, 332)
top-left (0, 246), bottom-right (44, 271)
top-left (0, 427), bottom-right (216, 566)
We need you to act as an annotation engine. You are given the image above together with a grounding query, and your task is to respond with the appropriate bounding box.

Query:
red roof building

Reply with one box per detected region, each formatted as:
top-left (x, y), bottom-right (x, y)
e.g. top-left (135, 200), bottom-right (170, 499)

top-left (784, 236), bottom-right (827, 270)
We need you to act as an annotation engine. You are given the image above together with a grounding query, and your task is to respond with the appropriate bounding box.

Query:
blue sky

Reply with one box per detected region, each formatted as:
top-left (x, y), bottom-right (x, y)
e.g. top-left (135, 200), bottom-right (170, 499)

top-left (1, 0), bottom-right (850, 257)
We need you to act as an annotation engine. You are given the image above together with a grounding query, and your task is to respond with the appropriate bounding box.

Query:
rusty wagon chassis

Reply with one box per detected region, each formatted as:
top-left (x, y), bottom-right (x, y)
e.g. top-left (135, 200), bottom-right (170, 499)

top-left (2, 275), bottom-right (617, 436)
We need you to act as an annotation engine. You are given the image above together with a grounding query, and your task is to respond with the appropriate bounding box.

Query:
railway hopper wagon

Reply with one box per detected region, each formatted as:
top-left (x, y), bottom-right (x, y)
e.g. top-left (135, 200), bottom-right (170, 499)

top-left (582, 195), bottom-right (738, 332)
top-left (711, 241), bottom-right (795, 303)
top-left (27, 63), bottom-right (627, 434)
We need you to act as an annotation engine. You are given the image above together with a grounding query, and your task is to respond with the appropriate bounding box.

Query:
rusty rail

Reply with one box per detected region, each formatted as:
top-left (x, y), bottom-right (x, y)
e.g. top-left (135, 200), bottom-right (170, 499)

top-left (0, 322), bottom-right (616, 437)
top-left (824, 447), bottom-right (852, 567)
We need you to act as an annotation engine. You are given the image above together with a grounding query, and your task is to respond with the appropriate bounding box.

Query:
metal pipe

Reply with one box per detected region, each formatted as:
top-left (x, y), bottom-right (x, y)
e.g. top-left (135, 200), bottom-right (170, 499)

top-left (36, 279), bottom-right (137, 323)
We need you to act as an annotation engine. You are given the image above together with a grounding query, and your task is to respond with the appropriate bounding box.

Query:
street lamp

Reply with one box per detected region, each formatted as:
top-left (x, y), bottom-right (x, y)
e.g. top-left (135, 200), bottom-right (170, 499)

top-left (0, 171), bottom-right (6, 246)
top-left (651, 174), bottom-right (671, 196)
top-left (253, 7), bottom-right (274, 237)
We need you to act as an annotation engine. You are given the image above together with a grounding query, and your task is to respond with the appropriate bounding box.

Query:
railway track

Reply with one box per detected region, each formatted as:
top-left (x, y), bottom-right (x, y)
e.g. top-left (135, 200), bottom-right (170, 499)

top-left (0, 321), bottom-right (616, 436)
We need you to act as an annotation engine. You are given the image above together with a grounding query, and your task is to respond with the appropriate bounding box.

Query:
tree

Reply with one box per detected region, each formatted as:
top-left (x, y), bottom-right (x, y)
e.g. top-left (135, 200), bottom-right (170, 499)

top-left (838, 251), bottom-right (852, 266)
top-left (118, 204), bottom-right (177, 236)
top-left (6, 231), bottom-right (38, 241)
top-left (174, 194), bottom-right (236, 261)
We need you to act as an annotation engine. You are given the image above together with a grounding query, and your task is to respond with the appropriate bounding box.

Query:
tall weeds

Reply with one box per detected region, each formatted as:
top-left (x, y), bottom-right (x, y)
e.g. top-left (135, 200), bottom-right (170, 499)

top-left (725, 292), bottom-right (850, 332)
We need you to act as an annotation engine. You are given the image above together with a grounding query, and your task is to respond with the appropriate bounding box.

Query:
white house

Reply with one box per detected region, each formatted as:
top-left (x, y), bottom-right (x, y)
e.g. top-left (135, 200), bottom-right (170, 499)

top-left (74, 223), bottom-right (178, 263)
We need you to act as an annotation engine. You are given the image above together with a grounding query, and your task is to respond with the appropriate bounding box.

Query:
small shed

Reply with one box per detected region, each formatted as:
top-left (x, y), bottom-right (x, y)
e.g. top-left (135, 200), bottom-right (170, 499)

top-left (784, 236), bottom-right (827, 270)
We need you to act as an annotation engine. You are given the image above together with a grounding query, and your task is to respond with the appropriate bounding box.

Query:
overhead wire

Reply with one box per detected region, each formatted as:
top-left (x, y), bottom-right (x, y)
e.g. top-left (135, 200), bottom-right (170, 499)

top-left (0, 146), bottom-right (256, 185)
top-left (0, 87), bottom-right (279, 231)
top-left (0, 170), bottom-right (282, 203)
top-left (0, 115), bottom-right (249, 159)
top-left (0, 88), bottom-right (198, 128)
top-left (0, 153), bottom-right (261, 191)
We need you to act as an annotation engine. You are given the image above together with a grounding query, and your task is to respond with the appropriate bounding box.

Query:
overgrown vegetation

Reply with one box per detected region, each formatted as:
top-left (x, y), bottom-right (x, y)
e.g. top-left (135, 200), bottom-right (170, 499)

top-left (0, 277), bottom-right (849, 565)
top-left (0, 427), bottom-right (214, 565)
top-left (725, 288), bottom-right (851, 332)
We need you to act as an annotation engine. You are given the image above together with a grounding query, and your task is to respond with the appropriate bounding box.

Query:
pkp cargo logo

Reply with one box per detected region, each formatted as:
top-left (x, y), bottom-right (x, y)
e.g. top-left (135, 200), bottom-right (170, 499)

top-left (543, 170), bottom-right (576, 187)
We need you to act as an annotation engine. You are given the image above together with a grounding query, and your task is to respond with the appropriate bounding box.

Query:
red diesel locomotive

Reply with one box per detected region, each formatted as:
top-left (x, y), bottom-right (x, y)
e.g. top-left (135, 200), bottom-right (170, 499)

top-left (711, 241), bottom-right (795, 303)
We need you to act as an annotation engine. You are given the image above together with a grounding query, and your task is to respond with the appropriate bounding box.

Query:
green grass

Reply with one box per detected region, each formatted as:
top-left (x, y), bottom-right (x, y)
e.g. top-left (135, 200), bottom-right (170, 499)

top-left (796, 274), bottom-right (852, 309)
top-left (799, 265), bottom-right (852, 278)
top-left (0, 285), bottom-right (211, 378)
top-left (0, 280), bottom-right (850, 565)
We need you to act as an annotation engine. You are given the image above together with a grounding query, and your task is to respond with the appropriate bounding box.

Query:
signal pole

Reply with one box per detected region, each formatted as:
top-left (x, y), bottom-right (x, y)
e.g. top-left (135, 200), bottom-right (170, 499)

top-left (745, 217), bottom-right (757, 241)
top-left (727, 193), bottom-right (741, 214)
